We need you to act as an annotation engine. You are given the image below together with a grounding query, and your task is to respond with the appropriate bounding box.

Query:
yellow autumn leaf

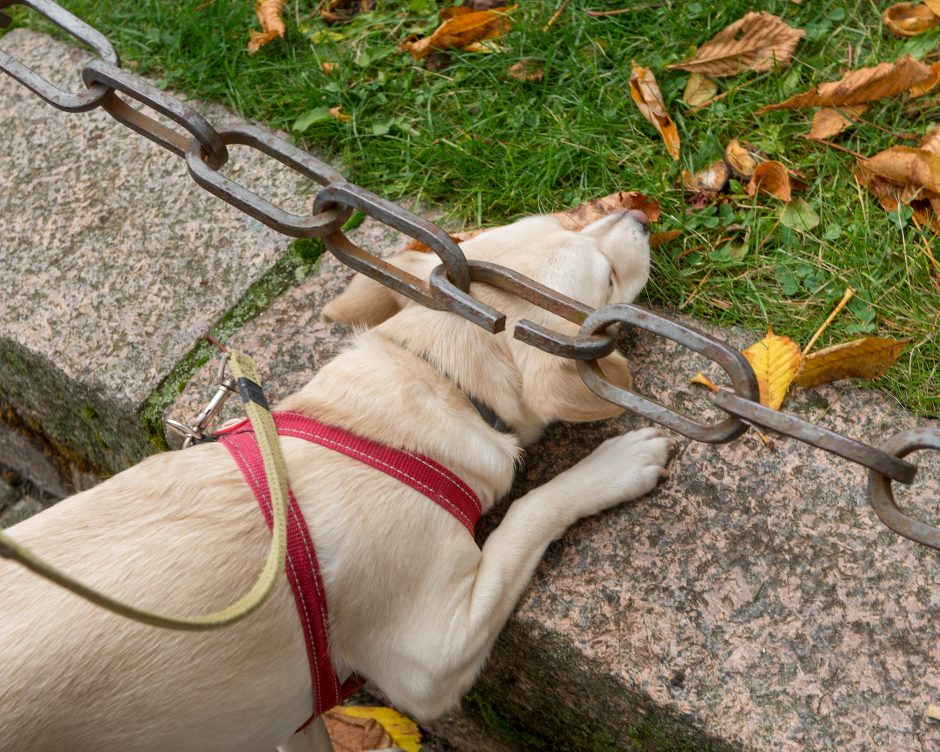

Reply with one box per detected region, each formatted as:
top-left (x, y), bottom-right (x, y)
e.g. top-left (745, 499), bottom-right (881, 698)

top-left (794, 338), bottom-right (908, 389)
top-left (334, 706), bottom-right (421, 752)
top-left (741, 329), bottom-right (803, 409)
top-left (629, 62), bottom-right (680, 161)
top-left (248, 0), bottom-right (286, 54)
top-left (690, 371), bottom-right (720, 393)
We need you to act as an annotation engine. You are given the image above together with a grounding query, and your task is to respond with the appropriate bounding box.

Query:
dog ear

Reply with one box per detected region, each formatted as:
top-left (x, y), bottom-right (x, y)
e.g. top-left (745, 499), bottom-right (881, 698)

top-left (516, 320), bottom-right (631, 424)
top-left (320, 251), bottom-right (439, 327)
top-left (321, 273), bottom-right (403, 326)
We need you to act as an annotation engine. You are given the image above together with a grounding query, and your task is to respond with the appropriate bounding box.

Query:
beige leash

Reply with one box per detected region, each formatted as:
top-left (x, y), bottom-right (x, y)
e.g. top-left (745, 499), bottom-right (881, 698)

top-left (0, 349), bottom-right (288, 630)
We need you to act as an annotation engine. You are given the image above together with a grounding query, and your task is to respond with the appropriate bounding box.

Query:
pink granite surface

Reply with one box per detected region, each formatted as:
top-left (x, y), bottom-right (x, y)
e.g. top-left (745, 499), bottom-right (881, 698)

top-left (164, 221), bottom-right (940, 749)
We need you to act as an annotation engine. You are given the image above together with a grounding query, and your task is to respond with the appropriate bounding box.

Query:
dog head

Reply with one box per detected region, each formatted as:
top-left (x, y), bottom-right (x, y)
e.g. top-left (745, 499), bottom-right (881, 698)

top-left (320, 210), bottom-right (651, 442)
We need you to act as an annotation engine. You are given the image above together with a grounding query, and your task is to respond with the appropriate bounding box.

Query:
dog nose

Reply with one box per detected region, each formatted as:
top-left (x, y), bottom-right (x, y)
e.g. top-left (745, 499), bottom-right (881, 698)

top-left (626, 209), bottom-right (651, 233)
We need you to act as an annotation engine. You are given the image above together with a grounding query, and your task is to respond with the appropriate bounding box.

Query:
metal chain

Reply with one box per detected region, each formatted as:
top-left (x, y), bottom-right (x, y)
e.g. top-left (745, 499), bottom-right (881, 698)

top-left (1, 0), bottom-right (937, 552)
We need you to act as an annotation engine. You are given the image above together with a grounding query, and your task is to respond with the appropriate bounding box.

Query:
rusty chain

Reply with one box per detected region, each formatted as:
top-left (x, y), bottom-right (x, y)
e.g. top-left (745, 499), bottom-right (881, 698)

top-left (1, 0), bottom-right (937, 551)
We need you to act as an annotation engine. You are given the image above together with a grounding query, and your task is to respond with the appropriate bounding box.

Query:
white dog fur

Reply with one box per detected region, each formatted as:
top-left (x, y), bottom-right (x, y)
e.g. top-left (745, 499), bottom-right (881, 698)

top-left (0, 210), bottom-right (669, 752)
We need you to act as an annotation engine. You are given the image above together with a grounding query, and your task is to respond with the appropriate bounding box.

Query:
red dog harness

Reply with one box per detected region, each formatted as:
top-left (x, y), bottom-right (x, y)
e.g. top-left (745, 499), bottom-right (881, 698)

top-left (216, 411), bottom-right (481, 724)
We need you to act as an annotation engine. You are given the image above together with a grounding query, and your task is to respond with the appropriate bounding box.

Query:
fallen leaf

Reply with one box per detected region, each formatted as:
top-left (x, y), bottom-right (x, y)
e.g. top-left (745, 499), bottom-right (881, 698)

top-left (809, 104), bottom-right (868, 140)
top-left (322, 0), bottom-right (373, 24)
top-left (330, 707), bottom-right (422, 752)
top-left (690, 371), bottom-right (720, 393)
top-left (402, 5), bottom-right (516, 60)
top-left (683, 73), bottom-right (718, 107)
top-left (742, 328), bottom-right (803, 409)
top-left (330, 106), bottom-right (351, 123)
top-left (650, 228), bottom-right (681, 248)
top-left (860, 145), bottom-right (940, 196)
top-left (321, 61), bottom-right (340, 74)
top-left (856, 169), bottom-right (903, 212)
top-left (746, 160), bottom-right (793, 201)
top-left (779, 198), bottom-right (820, 230)
top-left (920, 126), bottom-right (940, 154)
top-left (323, 710), bottom-right (392, 752)
top-left (911, 61), bottom-right (940, 97)
top-left (668, 12), bottom-right (805, 77)
top-left (883, 3), bottom-right (938, 36)
top-left (794, 338), bottom-right (907, 388)
top-left (508, 60), bottom-right (544, 82)
top-left (248, 0), bottom-right (285, 54)
top-left (759, 55), bottom-right (933, 111)
top-left (553, 190), bottom-right (661, 229)
top-left (724, 139), bottom-right (758, 179)
top-left (630, 62), bottom-right (680, 161)
top-left (682, 160), bottom-right (730, 195)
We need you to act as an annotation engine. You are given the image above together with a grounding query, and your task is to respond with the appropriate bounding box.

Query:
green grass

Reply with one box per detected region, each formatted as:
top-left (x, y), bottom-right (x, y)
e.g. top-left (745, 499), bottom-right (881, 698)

top-left (4, 0), bottom-right (939, 415)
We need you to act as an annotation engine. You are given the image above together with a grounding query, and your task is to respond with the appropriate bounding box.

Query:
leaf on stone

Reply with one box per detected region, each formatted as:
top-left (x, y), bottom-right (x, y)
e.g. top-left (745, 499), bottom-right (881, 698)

top-left (629, 62), bottom-right (680, 161)
top-left (883, 3), bottom-right (938, 36)
top-left (911, 61), bottom-right (940, 97)
top-left (326, 707), bottom-right (422, 752)
top-left (682, 160), bottom-right (730, 195)
top-left (683, 73), bottom-right (718, 107)
top-left (322, 0), bottom-right (373, 24)
top-left (725, 139), bottom-right (759, 179)
top-left (794, 338), bottom-right (907, 388)
top-left (668, 12), bottom-right (805, 77)
top-left (779, 198), bottom-right (820, 231)
top-left (809, 104), bottom-right (868, 140)
top-left (402, 5), bottom-right (516, 60)
top-left (746, 161), bottom-right (792, 201)
top-left (508, 60), bottom-right (544, 82)
top-left (690, 371), bottom-right (720, 393)
top-left (248, 0), bottom-right (286, 54)
top-left (759, 55), bottom-right (933, 112)
top-left (553, 191), bottom-right (662, 230)
top-left (741, 328), bottom-right (804, 409)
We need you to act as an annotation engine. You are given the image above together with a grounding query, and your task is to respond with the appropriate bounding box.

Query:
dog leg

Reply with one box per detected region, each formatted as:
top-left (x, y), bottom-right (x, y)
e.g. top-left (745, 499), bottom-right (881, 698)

top-left (390, 428), bottom-right (669, 717)
top-left (277, 718), bottom-right (334, 752)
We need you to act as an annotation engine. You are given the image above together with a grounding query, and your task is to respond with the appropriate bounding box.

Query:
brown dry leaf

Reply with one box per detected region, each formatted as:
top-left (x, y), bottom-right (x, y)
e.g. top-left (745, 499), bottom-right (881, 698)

top-left (630, 62), bottom-right (680, 161)
top-left (508, 60), bottom-right (544, 82)
top-left (403, 5), bottom-right (516, 60)
top-left (911, 61), bottom-right (940, 97)
top-left (926, 0), bottom-right (940, 13)
top-left (746, 161), bottom-right (792, 201)
top-left (248, 0), bottom-right (285, 54)
top-left (759, 55), bottom-right (933, 111)
top-left (809, 104), bottom-right (868, 140)
top-left (553, 191), bottom-right (662, 230)
top-left (329, 106), bottom-right (351, 123)
top-left (322, 710), bottom-right (393, 752)
top-left (322, 0), bottom-right (373, 24)
top-left (920, 127), bottom-right (940, 154)
top-left (724, 139), bottom-right (758, 179)
top-left (794, 338), bottom-right (908, 388)
top-left (856, 169), bottom-right (903, 212)
top-left (741, 329), bottom-right (804, 410)
top-left (650, 229), bottom-right (681, 248)
top-left (683, 73), bottom-right (718, 107)
top-left (668, 12), bottom-right (805, 77)
top-left (683, 160), bottom-right (730, 195)
top-left (861, 145), bottom-right (940, 195)
top-left (321, 62), bottom-right (340, 74)
top-left (883, 3), bottom-right (938, 36)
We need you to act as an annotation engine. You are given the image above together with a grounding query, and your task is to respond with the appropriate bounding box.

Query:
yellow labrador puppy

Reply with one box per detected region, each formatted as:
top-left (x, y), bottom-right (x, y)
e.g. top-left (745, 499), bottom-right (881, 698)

top-left (0, 210), bottom-right (669, 752)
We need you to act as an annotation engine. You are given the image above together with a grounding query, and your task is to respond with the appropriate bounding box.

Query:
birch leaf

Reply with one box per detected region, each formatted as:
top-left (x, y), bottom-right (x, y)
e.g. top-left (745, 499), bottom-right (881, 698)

top-left (741, 329), bottom-right (803, 409)
top-left (883, 3), bottom-right (938, 36)
top-left (668, 12), bottom-right (805, 77)
top-left (248, 0), bottom-right (286, 54)
top-left (746, 161), bottom-right (792, 201)
top-left (683, 73), bottom-right (718, 107)
top-left (794, 338), bottom-right (908, 388)
top-left (759, 55), bottom-right (933, 112)
top-left (630, 62), bottom-right (680, 160)
top-left (402, 5), bottom-right (516, 60)
top-left (809, 105), bottom-right (867, 140)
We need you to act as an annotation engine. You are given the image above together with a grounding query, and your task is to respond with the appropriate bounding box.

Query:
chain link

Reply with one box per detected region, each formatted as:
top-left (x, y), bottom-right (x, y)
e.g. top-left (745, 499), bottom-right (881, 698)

top-left (1, 0), bottom-right (937, 552)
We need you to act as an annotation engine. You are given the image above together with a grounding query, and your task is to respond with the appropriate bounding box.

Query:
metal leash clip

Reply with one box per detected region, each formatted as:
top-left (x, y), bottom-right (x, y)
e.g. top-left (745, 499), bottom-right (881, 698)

top-left (164, 352), bottom-right (237, 448)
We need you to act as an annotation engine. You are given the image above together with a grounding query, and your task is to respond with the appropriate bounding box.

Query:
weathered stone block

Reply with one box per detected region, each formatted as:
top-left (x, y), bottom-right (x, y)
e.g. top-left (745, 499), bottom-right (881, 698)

top-left (0, 29), bottom-right (313, 474)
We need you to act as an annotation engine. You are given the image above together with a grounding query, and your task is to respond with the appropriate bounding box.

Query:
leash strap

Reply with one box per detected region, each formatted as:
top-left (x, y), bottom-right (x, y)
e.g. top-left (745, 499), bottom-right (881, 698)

top-left (0, 349), bottom-right (290, 631)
